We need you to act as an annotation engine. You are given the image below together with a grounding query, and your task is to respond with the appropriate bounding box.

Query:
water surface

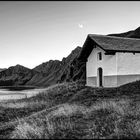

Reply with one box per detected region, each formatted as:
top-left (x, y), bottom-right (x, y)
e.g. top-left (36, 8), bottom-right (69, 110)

top-left (0, 86), bottom-right (47, 101)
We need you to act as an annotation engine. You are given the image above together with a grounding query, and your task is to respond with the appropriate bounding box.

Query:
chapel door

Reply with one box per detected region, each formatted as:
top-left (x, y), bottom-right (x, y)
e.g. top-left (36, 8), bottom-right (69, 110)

top-left (98, 67), bottom-right (103, 87)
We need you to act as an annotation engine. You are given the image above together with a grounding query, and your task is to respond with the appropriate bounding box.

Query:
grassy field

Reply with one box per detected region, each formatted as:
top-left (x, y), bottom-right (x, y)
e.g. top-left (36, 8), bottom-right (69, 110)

top-left (0, 80), bottom-right (140, 139)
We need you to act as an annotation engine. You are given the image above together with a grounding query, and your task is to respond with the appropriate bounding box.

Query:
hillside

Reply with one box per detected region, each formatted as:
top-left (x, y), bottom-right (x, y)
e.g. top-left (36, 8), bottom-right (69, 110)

top-left (0, 64), bottom-right (37, 86)
top-left (0, 47), bottom-right (84, 87)
top-left (22, 46), bottom-right (85, 87)
top-left (1, 81), bottom-right (140, 138)
top-left (57, 46), bottom-right (86, 82)
top-left (108, 26), bottom-right (140, 38)
top-left (0, 68), bottom-right (6, 72)
top-left (33, 60), bottom-right (61, 74)
top-left (27, 60), bottom-right (62, 87)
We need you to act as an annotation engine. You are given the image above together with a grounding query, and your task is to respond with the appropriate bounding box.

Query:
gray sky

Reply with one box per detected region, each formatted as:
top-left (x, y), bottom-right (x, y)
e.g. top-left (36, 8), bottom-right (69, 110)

top-left (1, 1), bottom-right (140, 69)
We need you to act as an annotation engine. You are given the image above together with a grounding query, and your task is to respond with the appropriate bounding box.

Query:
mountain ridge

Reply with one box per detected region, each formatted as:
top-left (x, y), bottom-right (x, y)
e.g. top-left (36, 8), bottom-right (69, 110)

top-left (0, 46), bottom-right (84, 87)
top-left (0, 64), bottom-right (38, 86)
top-left (108, 26), bottom-right (140, 38)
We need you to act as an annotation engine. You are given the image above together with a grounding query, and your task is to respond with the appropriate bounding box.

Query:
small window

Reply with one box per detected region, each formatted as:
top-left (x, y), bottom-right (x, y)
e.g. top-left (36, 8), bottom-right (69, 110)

top-left (98, 52), bottom-right (102, 60)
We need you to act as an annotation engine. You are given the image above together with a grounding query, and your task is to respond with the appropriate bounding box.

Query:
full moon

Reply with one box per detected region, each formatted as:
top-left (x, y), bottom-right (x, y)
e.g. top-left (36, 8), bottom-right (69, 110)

top-left (78, 24), bottom-right (83, 28)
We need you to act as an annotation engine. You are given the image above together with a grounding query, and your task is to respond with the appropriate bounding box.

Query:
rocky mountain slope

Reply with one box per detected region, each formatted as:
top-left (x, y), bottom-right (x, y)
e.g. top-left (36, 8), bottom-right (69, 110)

top-left (108, 26), bottom-right (140, 38)
top-left (0, 46), bottom-right (84, 87)
top-left (0, 65), bottom-right (37, 86)
top-left (57, 46), bottom-right (86, 83)
top-left (27, 46), bottom-right (85, 87)
top-left (27, 60), bottom-right (62, 87)
top-left (0, 68), bottom-right (6, 72)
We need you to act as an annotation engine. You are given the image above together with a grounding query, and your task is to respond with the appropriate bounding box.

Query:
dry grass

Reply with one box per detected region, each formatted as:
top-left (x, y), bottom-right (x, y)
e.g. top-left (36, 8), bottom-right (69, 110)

top-left (1, 80), bottom-right (140, 139)
top-left (11, 98), bottom-right (140, 139)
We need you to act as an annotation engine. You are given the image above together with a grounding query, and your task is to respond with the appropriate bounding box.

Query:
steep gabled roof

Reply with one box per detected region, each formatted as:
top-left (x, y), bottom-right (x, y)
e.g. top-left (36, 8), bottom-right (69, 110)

top-left (78, 34), bottom-right (140, 61)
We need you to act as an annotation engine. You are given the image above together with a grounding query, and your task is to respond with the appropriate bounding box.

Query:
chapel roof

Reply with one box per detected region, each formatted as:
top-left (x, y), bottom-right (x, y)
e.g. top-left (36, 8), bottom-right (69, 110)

top-left (78, 34), bottom-right (140, 61)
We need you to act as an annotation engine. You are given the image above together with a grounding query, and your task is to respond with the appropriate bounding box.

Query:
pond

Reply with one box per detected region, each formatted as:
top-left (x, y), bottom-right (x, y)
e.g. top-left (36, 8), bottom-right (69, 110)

top-left (0, 86), bottom-right (47, 101)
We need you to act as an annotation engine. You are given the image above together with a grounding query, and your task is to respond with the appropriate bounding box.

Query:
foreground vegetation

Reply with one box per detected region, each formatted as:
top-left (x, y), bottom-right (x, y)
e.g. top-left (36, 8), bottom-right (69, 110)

top-left (0, 80), bottom-right (140, 139)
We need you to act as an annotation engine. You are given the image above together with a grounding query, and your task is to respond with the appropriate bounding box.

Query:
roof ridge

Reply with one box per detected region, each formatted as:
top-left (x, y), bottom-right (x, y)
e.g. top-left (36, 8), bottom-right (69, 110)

top-left (88, 34), bottom-right (140, 41)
